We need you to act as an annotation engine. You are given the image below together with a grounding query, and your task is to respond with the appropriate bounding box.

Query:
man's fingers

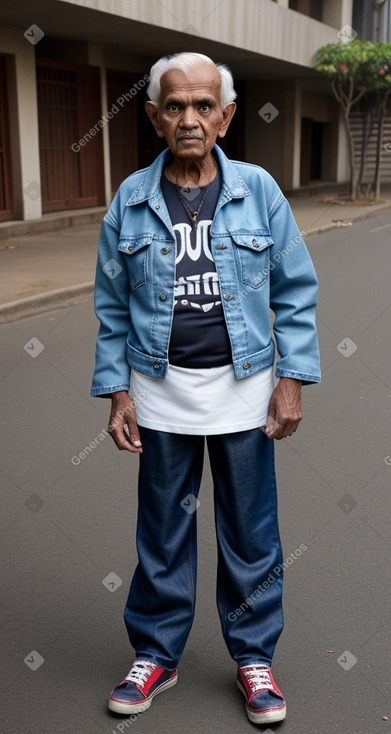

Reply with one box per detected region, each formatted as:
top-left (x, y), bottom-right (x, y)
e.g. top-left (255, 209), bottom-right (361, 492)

top-left (107, 392), bottom-right (143, 453)
top-left (264, 414), bottom-right (280, 436)
top-left (109, 424), bottom-right (143, 453)
top-left (124, 424), bottom-right (142, 450)
top-left (265, 378), bottom-right (303, 438)
top-left (272, 418), bottom-right (302, 440)
top-left (264, 414), bottom-right (302, 439)
top-left (108, 418), bottom-right (142, 453)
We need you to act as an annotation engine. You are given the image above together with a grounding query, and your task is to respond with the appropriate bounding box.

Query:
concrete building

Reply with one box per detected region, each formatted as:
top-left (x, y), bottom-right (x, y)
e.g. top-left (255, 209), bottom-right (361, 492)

top-left (0, 0), bottom-right (353, 222)
top-left (353, 0), bottom-right (391, 42)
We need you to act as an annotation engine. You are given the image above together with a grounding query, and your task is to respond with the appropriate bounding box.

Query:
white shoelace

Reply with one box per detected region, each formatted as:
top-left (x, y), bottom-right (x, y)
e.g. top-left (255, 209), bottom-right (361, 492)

top-left (125, 660), bottom-right (157, 686)
top-left (242, 665), bottom-right (273, 693)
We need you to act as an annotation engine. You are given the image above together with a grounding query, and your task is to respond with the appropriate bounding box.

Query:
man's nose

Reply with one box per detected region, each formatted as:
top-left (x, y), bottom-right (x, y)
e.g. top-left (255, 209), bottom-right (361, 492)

top-left (180, 106), bottom-right (198, 127)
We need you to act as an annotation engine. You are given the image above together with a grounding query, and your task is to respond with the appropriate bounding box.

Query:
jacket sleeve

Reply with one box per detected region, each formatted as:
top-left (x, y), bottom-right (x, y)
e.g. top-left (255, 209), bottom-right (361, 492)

top-left (268, 195), bottom-right (321, 385)
top-left (90, 210), bottom-right (132, 397)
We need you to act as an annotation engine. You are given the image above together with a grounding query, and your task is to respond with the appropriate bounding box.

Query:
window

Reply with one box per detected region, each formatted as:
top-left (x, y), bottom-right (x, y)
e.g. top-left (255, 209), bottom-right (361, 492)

top-left (289, 0), bottom-right (323, 21)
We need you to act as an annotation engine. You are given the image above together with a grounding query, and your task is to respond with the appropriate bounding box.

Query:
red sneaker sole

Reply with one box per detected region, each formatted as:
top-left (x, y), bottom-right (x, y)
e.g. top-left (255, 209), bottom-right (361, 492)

top-left (236, 678), bottom-right (287, 724)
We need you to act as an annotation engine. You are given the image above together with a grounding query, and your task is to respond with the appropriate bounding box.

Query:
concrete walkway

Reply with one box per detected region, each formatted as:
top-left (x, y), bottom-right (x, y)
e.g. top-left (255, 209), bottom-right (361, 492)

top-left (1, 190), bottom-right (391, 322)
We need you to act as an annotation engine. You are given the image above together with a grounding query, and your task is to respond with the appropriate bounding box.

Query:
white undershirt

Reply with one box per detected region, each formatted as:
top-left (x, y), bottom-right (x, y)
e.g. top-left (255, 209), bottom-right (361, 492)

top-left (130, 364), bottom-right (275, 435)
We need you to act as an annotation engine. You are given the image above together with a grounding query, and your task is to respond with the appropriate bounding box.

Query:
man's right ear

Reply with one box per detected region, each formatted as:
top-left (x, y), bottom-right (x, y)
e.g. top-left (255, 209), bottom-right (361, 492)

top-left (145, 101), bottom-right (165, 138)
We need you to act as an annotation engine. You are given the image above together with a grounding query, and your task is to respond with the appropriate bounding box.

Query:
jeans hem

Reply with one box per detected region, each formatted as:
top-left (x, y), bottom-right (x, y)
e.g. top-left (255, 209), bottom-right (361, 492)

top-left (134, 654), bottom-right (179, 671)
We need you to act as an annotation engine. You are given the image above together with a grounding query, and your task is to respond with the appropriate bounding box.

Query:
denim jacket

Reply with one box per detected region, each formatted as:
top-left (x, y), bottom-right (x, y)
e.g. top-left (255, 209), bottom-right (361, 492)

top-left (91, 145), bottom-right (320, 397)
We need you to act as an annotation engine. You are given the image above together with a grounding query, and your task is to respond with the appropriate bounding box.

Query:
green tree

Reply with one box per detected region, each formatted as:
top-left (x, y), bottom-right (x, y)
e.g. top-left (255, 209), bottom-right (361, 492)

top-left (315, 40), bottom-right (391, 201)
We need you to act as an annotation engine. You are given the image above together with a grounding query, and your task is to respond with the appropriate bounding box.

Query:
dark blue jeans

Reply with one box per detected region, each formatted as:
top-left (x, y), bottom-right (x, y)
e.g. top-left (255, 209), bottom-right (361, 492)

top-left (124, 426), bottom-right (284, 669)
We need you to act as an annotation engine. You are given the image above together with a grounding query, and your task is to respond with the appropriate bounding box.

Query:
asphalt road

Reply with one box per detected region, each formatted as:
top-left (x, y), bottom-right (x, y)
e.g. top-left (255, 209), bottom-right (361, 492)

top-left (1, 212), bottom-right (391, 734)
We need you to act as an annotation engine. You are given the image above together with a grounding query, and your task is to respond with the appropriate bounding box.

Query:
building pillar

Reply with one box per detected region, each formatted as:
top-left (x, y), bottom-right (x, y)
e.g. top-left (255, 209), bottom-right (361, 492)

top-left (88, 42), bottom-right (112, 208)
top-left (6, 32), bottom-right (42, 220)
top-left (282, 80), bottom-right (301, 190)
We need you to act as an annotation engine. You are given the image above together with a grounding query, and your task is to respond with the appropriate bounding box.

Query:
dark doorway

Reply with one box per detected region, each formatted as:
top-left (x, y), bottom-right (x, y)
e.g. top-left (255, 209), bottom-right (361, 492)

top-left (310, 121), bottom-right (323, 180)
top-left (300, 117), bottom-right (323, 185)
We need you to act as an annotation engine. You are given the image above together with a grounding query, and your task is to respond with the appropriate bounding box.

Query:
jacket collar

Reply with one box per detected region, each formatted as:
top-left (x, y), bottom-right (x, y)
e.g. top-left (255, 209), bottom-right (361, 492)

top-left (126, 144), bottom-right (249, 206)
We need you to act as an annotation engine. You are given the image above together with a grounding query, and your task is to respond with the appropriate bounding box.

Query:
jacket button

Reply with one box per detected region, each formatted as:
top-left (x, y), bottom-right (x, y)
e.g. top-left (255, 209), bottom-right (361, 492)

top-left (252, 239), bottom-right (259, 248)
top-left (215, 244), bottom-right (227, 250)
top-left (155, 204), bottom-right (160, 210)
top-left (223, 294), bottom-right (233, 301)
top-left (243, 362), bottom-right (251, 370)
top-left (159, 294), bottom-right (166, 301)
top-left (161, 247), bottom-right (170, 255)
top-left (126, 245), bottom-right (133, 252)
top-left (153, 363), bottom-right (161, 370)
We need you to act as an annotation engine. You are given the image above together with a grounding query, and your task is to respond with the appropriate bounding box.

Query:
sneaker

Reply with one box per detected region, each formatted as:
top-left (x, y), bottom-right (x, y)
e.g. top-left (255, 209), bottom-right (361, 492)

top-left (237, 663), bottom-right (286, 724)
top-left (108, 660), bottom-right (178, 715)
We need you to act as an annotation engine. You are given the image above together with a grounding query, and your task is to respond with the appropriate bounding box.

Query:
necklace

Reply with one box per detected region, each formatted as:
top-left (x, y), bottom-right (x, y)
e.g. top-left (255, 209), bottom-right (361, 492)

top-left (176, 180), bottom-right (213, 226)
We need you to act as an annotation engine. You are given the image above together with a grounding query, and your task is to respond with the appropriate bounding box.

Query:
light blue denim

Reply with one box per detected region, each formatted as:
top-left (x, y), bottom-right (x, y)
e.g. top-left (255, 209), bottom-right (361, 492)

top-left (91, 145), bottom-right (320, 396)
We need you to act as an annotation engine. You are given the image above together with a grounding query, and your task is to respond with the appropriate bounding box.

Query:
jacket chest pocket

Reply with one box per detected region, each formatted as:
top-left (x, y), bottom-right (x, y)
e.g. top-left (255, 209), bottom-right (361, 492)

top-left (118, 235), bottom-right (153, 289)
top-left (232, 233), bottom-right (273, 288)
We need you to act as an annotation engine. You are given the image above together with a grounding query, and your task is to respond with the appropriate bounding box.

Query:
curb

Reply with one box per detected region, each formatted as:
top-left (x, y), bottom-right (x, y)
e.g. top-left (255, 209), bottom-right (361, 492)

top-left (0, 208), bottom-right (106, 241)
top-left (304, 201), bottom-right (391, 239)
top-left (1, 202), bottom-right (391, 324)
top-left (0, 282), bottom-right (94, 324)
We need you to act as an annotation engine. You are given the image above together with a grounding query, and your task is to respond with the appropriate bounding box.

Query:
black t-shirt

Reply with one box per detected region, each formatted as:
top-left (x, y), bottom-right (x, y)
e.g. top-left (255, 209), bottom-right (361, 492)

top-left (161, 170), bottom-right (232, 368)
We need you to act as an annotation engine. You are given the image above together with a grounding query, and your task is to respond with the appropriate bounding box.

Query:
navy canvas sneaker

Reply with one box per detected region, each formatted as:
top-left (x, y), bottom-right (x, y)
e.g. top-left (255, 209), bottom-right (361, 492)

top-left (237, 663), bottom-right (286, 724)
top-left (108, 660), bottom-right (178, 715)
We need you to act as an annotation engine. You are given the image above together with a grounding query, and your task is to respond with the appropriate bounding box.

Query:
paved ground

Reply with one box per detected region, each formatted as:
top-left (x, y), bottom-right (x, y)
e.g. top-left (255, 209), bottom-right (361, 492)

top-left (1, 212), bottom-right (391, 733)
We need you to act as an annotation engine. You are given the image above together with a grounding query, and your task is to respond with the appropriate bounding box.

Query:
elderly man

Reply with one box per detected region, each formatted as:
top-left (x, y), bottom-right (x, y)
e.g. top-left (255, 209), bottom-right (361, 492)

top-left (91, 52), bottom-right (320, 726)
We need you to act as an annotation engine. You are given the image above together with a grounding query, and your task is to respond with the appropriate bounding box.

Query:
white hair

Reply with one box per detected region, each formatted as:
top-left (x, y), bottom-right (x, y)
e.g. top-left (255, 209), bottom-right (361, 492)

top-left (147, 52), bottom-right (237, 109)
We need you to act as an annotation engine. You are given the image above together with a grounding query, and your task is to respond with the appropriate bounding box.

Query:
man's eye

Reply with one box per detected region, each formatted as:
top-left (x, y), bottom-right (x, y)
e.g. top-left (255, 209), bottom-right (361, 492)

top-left (168, 104), bottom-right (180, 112)
top-left (200, 105), bottom-right (211, 112)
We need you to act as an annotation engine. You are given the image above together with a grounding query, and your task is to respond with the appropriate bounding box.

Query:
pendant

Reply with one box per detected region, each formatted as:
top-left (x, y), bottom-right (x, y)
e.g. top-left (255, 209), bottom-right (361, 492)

top-left (192, 212), bottom-right (197, 222)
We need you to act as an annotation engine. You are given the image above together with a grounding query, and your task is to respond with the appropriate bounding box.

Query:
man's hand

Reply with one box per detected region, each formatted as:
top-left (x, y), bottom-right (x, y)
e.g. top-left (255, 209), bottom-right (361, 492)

top-left (265, 377), bottom-right (303, 440)
top-left (108, 390), bottom-right (143, 453)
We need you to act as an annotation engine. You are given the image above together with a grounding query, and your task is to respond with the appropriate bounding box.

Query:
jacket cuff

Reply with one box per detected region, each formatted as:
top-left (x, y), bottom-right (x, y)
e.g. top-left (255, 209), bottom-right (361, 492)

top-left (91, 384), bottom-right (130, 398)
top-left (275, 368), bottom-right (321, 385)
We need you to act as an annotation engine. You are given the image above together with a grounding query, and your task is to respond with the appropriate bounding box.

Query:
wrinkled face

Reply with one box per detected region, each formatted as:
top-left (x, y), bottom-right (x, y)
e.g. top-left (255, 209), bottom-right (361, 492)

top-left (146, 63), bottom-right (235, 162)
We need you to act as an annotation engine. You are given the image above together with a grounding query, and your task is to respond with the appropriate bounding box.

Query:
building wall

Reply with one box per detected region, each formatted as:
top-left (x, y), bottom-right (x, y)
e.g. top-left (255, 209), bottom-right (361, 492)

top-left (63, 0), bottom-right (352, 65)
top-left (0, 0), bottom-right (354, 220)
top-left (353, 0), bottom-right (391, 42)
top-left (245, 80), bottom-right (288, 185)
top-left (245, 80), bottom-right (349, 189)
